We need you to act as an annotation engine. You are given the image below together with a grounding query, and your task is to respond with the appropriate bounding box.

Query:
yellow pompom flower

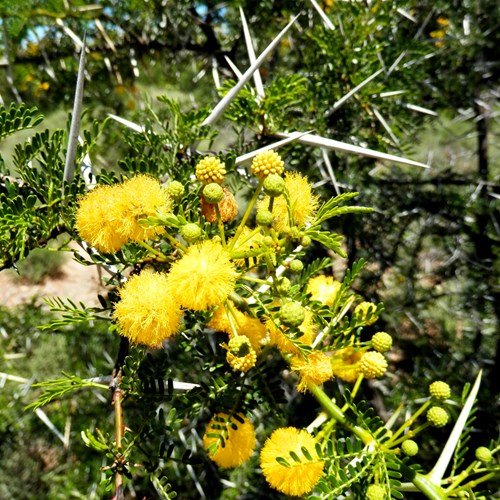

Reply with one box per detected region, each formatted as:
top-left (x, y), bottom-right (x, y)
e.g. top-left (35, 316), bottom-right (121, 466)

top-left (307, 275), bottom-right (342, 306)
top-left (354, 301), bottom-right (378, 325)
top-left (196, 156), bottom-right (226, 184)
top-left (260, 427), bottom-right (325, 496)
top-left (291, 351), bottom-right (334, 393)
top-left (167, 239), bottom-right (238, 311)
top-left (113, 269), bottom-right (183, 347)
top-left (359, 351), bottom-right (388, 379)
top-left (251, 150), bottom-right (284, 178)
top-left (258, 171), bottom-right (319, 233)
top-left (203, 413), bottom-right (256, 468)
top-left (267, 309), bottom-right (316, 355)
top-left (116, 175), bottom-right (172, 243)
top-left (75, 184), bottom-right (127, 253)
top-left (208, 302), bottom-right (267, 353)
top-left (223, 336), bottom-right (257, 372)
top-left (330, 347), bottom-right (363, 383)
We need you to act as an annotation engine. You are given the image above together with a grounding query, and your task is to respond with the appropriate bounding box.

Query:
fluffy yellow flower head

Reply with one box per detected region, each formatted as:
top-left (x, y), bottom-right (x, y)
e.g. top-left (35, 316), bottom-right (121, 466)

top-left (203, 413), bottom-right (256, 468)
top-left (330, 347), bottom-right (363, 383)
top-left (75, 184), bottom-right (127, 253)
top-left (113, 269), bottom-right (182, 347)
top-left (291, 351), bottom-right (334, 393)
top-left (267, 309), bottom-right (316, 355)
top-left (167, 239), bottom-right (238, 311)
top-left (307, 275), bottom-right (342, 306)
top-left (208, 302), bottom-right (267, 353)
top-left (116, 175), bottom-right (172, 243)
top-left (258, 171), bottom-right (319, 232)
top-left (196, 156), bottom-right (226, 184)
top-left (251, 150), bottom-right (284, 178)
top-left (260, 427), bottom-right (324, 496)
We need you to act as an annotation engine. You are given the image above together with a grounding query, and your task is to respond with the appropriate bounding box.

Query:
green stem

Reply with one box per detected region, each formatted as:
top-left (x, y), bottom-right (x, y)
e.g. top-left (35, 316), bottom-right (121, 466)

top-left (308, 383), bottom-right (373, 445)
top-left (240, 276), bottom-right (271, 285)
top-left (388, 400), bottom-right (431, 445)
top-left (341, 374), bottom-right (364, 412)
top-left (138, 241), bottom-right (169, 261)
top-left (228, 178), bottom-right (264, 252)
top-left (163, 231), bottom-right (188, 253)
top-left (214, 204), bottom-right (226, 248)
top-left (412, 473), bottom-right (447, 500)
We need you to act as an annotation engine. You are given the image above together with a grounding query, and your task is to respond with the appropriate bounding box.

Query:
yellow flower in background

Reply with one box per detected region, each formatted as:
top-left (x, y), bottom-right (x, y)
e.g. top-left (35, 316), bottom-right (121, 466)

top-left (260, 427), bottom-right (324, 496)
top-left (208, 302), bottom-right (267, 353)
top-left (167, 240), bottom-right (238, 311)
top-left (307, 275), bottom-right (342, 306)
top-left (354, 301), bottom-right (378, 325)
top-left (196, 156), bottom-right (226, 184)
top-left (75, 184), bottom-right (127, 253)
top-left (268, 308), bottom-right (316, 355)
top-left (203, 413), bottom-right (256, 468)
top-left (437, 16), bottom-right (449, 27)
top-left (331, 347), bottom-right (363, 383)
top-left (113, 269), bottom-right (182, 347)
top-left (258, 171), bottom-right (319, 232)
top-left (117, 175), bottom-right (172, 243)
top-left (291, 351), bottom-right (334, 393)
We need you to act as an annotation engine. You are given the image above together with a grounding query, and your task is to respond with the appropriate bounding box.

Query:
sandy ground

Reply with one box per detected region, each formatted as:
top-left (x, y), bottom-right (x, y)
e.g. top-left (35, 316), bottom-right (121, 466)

top-left (0, 255), bottom-right (104, 308)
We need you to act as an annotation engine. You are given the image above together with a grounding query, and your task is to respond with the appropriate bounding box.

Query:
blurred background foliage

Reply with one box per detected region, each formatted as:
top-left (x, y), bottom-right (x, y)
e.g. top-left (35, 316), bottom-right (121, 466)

top-left (0, 0), bottom-right (498, 498)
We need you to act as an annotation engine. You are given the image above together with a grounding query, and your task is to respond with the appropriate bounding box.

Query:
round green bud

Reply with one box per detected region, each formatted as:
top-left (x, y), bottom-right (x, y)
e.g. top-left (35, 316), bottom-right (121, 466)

top-left (429, 381), bottom-right (451, 401)
top-left (167, 180), bottom-right (185, 201)
top-left (276, 277), bottom-right (291, 294)
top-left (279, 301), bottom-right (305, 328)
top-left (289, 227), bottom-right (302, 241)
top-left (256, 209), bottom-right (273, 227)
top-left (300, 235), bottom-right (312, 247)
top-left (426, 406), bottom-right (449, 428)
top-left (371, 332), bottom-right (392, 353)
top-left (202, 183), bottom-right (224, 204)
top-left (475, 446), bottom-right (493, 463)
top-left (262, 235), bottom-right (274, 247)
top-left (366, 484), bottom-right (386, 500)
top-left (181, 223), bottom-right (202, 243)
top-left (401, 439), bottom-right (419, 457)
top-left (289, 259), bottom-right (304, 273)
top-left (263, 173), bottom-right (285, 197)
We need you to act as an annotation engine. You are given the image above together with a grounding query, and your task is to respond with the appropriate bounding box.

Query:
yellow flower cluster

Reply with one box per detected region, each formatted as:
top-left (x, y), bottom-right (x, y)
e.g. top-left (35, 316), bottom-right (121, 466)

top-left (113, 269), bottom-right (182, 347)
top-left (195, 156), bottom-right (226, 184)
top-left (260, 427), bottom-right (324, 496)
top-left (258, 171), bottom-right (319, 232)
top-left (291, 351), bottom-right (334, 393)
top-left (75, 175), bottom-right (172, 253)
top-left (330, 347), bottom-right (363, 383)
top-left (307, 275), bottom-right (341, 306)
top-left (203, 413), bottom-right (256, 468)
top-left (251, 150), bottom-right (284, 178)
top-left (224, 336), bottom-right (257, 372)
top-left (167, 240), bottom-right (238, 311)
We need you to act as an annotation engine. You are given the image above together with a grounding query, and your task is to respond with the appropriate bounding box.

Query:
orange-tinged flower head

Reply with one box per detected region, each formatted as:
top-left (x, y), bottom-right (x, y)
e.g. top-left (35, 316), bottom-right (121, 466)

top-left (116, 175), bottom-right (172, 243)
top-left (307, 275), bottom-right (342, 306)
top-left (113, 269), bottom-right (183, 347)
top-left (291, 351), bottom-right (334, 393)
top-left (75, 184), bottom-right (127, 253)
top-left (167, 239), bottom-right (238, 311)
top-left (260, 427), bottom-right (324, 496)
top-left (201, 186), bottom-right (238, 223)
top-left (208, 302), bottom-right (267, 353)
top-left (257, 171), bottom-right (319, 233)
top-left (203, 413), bottom-right (256, 468)
top-left (196, 156), bottom-right (226, 184)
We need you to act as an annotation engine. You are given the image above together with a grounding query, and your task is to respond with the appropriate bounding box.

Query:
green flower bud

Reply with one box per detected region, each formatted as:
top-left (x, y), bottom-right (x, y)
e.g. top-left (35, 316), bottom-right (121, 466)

top-left (263, 173), bottom-right (285, 196)
top-left (475, 446), bottom-right (493, 463)
top-left (371, 332), bottom-right (392, 353)
top-left (279, 301), bottom-right (305, 328)
top-left (276, 277), bottom-right (291, 294)
top-left (289, 259), bottom-right (304, 273)
top-left (256, 209), bottom-right (273, 227)
top-left (429, 381), bottom-right (451, 401)
top-left (301, 235), bottom-right (312, 247)
top-left (202, 183), bottom-right (224, 204)
top-left (426, 406), bottom-right (449, 428)
top-left (262, 235), bottom-right (274, 247)
top-left (401, 439), bottom-right (419, 457)
top-left (366, 484), bottom-right (386, 500)
top-left (167, 180), bottom-right (185, 201)
top-left (181, 223), bottom-right (202, 243)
